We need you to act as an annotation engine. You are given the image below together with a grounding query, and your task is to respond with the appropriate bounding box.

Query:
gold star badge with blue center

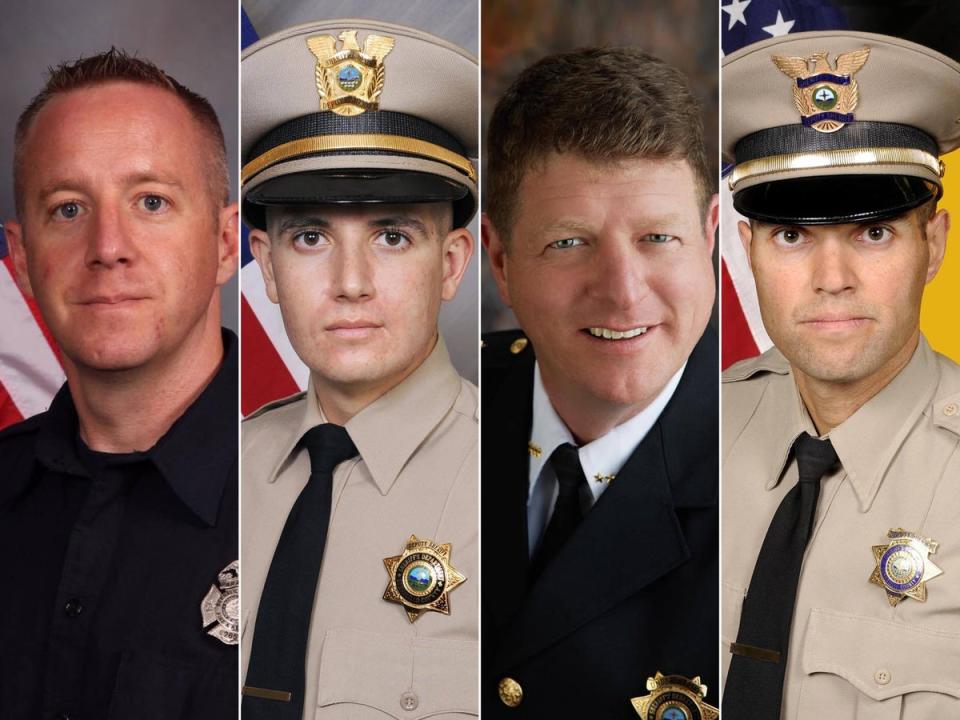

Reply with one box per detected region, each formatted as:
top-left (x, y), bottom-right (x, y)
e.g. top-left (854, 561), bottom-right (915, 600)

top-left (630, 672), bottom-right (718, 720)
top-left (383, 535), bottom-right (466, 622)
top-left (870, 528), bottom-right (943, 606)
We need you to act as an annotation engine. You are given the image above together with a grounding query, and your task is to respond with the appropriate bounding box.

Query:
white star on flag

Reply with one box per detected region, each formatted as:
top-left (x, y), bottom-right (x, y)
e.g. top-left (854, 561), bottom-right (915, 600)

top-left (722, 0), bottom-right (752, 30)
top-left (763, 10), bottom-right (796, 37)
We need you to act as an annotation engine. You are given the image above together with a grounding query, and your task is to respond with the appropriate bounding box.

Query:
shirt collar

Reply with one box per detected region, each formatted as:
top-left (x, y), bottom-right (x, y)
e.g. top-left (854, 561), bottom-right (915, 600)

top-left (268, 334), bottom-right (462, 495)
top-left (529, 361), bottom-right (686, 498)
top-left (35, 330), bottom-right (238, 527)
top-left (758, 337), bottom-right (938, 512)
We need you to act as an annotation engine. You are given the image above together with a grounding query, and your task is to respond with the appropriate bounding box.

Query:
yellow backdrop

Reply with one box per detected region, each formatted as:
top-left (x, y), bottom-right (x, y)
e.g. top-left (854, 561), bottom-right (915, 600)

top-left (922, 149), bottom-right (960, 361)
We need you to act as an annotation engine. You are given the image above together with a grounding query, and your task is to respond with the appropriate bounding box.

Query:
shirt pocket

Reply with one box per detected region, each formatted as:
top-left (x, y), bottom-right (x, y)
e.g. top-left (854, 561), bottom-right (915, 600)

top-left (314, 627), bottom-right (477, 719)
top-left (798, 607), bottom-right (960, 720)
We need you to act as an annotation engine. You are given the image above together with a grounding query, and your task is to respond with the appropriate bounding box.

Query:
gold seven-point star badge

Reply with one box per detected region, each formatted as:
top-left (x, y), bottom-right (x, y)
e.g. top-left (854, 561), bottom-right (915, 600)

top-left (631, 672), bottom-right (718, 720)
top-left (383, 535), bottom-right (466, 622)
top-left (870, 528), bottom-right (943, 606)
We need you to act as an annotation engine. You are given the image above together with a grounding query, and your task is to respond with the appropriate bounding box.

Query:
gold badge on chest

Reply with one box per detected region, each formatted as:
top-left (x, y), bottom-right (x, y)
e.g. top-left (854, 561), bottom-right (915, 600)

top-left (383, 535), bottom-right (466, 622)
top-left (306, 30), bottom-right (395, 116)
top-left (630, 672), bottom-right (718, 720)
top-left (870, 528), bottom-right (943, 606)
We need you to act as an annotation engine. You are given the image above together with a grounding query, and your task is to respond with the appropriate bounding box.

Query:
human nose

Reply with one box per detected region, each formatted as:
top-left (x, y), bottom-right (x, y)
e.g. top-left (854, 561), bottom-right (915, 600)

top-left (587, 239), bottom-right (647, 309)
top-left (333, 242), bottom-right (375, 300)
top-left (83, 204), bottom-right (136, 268)
top-left (811, 238), bottom-right (856, 295)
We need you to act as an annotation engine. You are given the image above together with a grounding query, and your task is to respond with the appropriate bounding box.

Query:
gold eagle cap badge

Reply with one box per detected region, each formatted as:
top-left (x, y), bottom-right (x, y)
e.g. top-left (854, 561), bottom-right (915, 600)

top-left (772, 47), bottom-right (870, 133)
top-left (383, 535), bottom-right (466, 622)
top-left (630, 672), bottom-right (718, 720)
top-left (870, 528), bottom-right (943, 606)
top-left (306, 30), bottom-right (395, 116)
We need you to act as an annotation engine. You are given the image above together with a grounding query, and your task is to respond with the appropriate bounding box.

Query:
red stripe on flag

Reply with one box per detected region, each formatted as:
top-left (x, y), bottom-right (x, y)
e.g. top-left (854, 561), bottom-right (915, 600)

top-left (2, 256), bottom-right (63, 367)
top-left (241, 297), bottom-right (300, 416)
top-left (0, 378), bottom-right (25, 432)
top-left (721, 261), bottom-right (760, 370)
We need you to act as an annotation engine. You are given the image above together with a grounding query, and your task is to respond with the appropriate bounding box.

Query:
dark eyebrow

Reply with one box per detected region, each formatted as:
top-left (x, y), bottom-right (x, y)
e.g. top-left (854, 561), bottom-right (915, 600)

top-left (368, 216), bottom-right (431, 235)
top-left (277, 216), bottom-right (332, 233)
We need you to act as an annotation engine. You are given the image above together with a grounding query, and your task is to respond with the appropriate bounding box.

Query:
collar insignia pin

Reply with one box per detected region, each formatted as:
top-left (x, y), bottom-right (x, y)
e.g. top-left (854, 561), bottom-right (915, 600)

top-left (307, 30), bottom-right (395, 116)
top-left (630, 672), bottom-right (718, 720)
top-left (772, 47), bottom-right (870, 133)
top-left (870, 528), bottom-right (943, 605)
top-left (528, 442), bottom-right (542, 458)
top-left (383, 535), bottom-right (466, 622)
top-left (201, 560), bottom-right (239, 645)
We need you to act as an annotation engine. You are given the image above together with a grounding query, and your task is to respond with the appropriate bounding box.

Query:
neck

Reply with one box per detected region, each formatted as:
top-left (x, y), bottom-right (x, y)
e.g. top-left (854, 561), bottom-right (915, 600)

top-left (66, 311), bottom-right (224, 453)
top-left (541, 372), bottom-right (658, 445)
top-left (794, 332), bottom-right (919, 435)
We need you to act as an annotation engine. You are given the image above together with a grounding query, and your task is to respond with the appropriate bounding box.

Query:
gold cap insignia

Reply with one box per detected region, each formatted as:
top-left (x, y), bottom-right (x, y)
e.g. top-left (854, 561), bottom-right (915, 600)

top-left (631, 672), bottom-right (718, 720)
top-left (772, 47), bottom-right (870, 133)
top-left (306, 30), bottom-right (395, 116)
top-left (383, 535), bottom-right (466, 622)
top-left (870, 528), bottom-right (943, 606)
top-left (201, 560), bottom-right (239, 645)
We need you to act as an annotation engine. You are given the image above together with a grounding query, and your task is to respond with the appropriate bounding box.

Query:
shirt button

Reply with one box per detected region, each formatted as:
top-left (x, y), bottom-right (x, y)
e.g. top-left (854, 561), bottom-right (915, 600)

top-left (64, 598), bottom-right (83, 617)
top-left (498, 677), bottom-right (523, 707)
top-left (399, 691), bottom-right (418, 711)
top-left (875, 668), bottom-right (891, 685)
top-left (944, 403), bottom-right (958, 417)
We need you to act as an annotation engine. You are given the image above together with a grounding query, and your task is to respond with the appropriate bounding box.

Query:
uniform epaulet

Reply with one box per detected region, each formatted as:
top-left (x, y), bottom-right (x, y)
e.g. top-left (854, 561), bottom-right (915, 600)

top-left (0, 412), bottom-right (45, 443)
top-left (243, 390), bottom-right (308, 422)
top-left (722, 347), bottom-right (790, 383)
top-left (481, 328), bottom-right (533, 369)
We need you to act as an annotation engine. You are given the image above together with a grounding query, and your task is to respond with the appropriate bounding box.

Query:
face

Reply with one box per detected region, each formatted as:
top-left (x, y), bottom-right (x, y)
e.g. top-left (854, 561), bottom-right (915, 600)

top-left (250, 203), bottom-right (472, 400)
top-left (486, 153), bottom-right (717, 415)
top-left (741, 208), bottom-right (948, 385)
top-left (6, 81), bottom-right (237, 373)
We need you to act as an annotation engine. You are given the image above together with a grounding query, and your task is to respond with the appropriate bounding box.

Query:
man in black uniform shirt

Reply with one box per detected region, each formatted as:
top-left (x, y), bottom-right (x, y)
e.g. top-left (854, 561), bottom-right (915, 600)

top-left (0, 49), bottom-right (239, 718)
top-left (481, 48), bottom-right (719, 718)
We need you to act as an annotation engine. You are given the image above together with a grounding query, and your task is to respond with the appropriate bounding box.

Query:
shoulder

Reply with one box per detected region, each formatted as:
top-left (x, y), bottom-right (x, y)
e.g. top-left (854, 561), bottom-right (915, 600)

top-left (242, 391), bottom-right (308, 444)
top-left (451, 376), bottom-right (479, 425)
top-left (930, 350), bottom-right (960, 438)
top-left (481, 328), bottom-right (533, 388)
top-left (721, 347), bottom-right (792, 444)
top-left (0, 412), bottom-right (44, 453)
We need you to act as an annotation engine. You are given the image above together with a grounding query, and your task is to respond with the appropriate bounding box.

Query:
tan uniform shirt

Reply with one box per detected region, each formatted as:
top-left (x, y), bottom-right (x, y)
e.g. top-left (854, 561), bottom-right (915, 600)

top-left (242, 337), bottom-right (478, 719)
top-left (723, 336), bottom-right (960, 719)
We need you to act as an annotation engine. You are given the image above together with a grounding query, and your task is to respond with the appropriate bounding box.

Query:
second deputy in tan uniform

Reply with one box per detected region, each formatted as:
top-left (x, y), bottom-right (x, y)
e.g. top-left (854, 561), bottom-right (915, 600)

top-left (238, 20), bottom-right (479, 719)
top-left (721, 32), bottom-right (960, 719)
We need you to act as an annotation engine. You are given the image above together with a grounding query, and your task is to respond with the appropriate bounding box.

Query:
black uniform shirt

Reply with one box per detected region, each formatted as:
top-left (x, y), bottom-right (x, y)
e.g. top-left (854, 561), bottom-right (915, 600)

top-left (0, 330), bottom-right (238, 720)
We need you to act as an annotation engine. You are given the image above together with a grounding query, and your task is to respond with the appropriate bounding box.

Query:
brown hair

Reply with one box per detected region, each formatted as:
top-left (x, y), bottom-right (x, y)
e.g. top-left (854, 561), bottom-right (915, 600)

top-left (13, 47), bottom-right (228, 216)
top-left (485, 46), bottom-right (711, 237)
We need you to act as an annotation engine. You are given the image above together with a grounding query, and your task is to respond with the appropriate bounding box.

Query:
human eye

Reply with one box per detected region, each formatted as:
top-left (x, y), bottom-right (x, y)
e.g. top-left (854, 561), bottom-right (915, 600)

top-left (137, 194), bottom-right (170, 213)
top-left (858, 225), bottom-right (893, 244)
top-left (772, 227), bottom-right (805, 247)
top-left (373, 229), bottom-right (412, 249)
top-left (51, 201), bottom-right (85, 221)
top-left (642, 233), bottom-right (677, 244)
top-left (548, 237), bottom-right (584, 250)
top-left (292, 229), bottom-right (329, 249)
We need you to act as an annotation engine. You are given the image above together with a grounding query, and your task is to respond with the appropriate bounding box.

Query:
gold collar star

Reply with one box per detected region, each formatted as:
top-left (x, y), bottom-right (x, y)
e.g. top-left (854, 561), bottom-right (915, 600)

top-left (630, 672), bottom-right (718, 720)
top-left (383, 535), bottom-right (466, 622)
top-left (870, 528), bottom-right (943, 606)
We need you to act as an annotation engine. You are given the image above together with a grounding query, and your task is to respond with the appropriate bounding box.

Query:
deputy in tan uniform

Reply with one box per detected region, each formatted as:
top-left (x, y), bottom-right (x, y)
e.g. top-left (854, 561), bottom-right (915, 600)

top-left (721, 32), bottom-right (960, 719)
top-left (238, 20), bottom-right (478, 719)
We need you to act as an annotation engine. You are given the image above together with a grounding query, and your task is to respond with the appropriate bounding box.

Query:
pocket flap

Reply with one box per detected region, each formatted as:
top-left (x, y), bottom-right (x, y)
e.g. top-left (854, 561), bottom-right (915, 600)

top-left (802, 608), bottom-right (960, 701)
top-left (317, 627), bottom-right (477, 718)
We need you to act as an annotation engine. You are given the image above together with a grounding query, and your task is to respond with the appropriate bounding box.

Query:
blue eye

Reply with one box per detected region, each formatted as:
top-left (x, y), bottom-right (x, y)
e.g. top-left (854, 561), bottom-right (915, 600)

top-left (549, 237), bottom-right (584, 249)
top-left (140, 195), bottom-right (167, 212)
top-left (645, 234), bottom-right (675, 244)
top-left (55, 202), bottom-right (81, 220)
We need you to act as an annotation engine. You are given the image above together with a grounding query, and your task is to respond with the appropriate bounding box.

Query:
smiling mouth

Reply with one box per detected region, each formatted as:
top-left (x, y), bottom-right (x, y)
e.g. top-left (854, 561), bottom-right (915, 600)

top-left (586, 326), bottom-right (649, 340)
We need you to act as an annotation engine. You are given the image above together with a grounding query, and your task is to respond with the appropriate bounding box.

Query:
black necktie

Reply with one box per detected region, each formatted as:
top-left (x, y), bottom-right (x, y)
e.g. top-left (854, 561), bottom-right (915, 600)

top-left (243, 424), bottom-right (358, 719)
top-left (723, 432), bottom-right (839, 719)
top-left (530, 443), bottom-right (588, 580)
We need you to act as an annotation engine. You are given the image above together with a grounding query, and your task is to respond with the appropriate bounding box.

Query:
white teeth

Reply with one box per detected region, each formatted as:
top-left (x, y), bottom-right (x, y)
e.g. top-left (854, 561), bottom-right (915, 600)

top-left (587, 326), bottom-right (648, 340)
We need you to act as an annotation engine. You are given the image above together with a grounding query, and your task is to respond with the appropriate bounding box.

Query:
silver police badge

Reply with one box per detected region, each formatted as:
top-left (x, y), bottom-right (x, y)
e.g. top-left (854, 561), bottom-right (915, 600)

top-left (201, 560), bottom-right (239, 645)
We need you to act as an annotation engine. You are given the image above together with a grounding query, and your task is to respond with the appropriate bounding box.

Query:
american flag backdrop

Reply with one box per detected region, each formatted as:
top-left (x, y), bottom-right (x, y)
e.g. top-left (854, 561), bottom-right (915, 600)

top-left (0, 228), bottom-right (65, 430)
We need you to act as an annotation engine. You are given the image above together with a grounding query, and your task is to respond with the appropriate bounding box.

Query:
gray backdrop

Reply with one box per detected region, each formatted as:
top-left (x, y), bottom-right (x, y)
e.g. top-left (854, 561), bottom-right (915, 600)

top-left (0, 0), bottom-right (239, 331)
top-left (243, 0), bottom-right (480, 384)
